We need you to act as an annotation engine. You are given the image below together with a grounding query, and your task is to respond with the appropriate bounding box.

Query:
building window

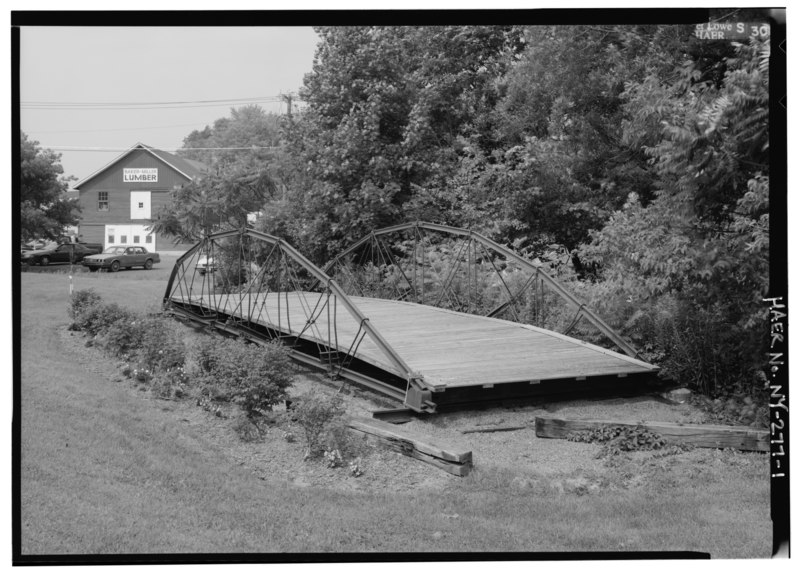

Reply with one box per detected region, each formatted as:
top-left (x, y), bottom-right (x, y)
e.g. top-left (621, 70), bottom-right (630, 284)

top-left (138, 202), bottom-right (144, 209)
top-left (108, 234), bottom-right (115, 244)
top-left (120, 235), bottom-right (127, 244)
top-left (133, 235), bottom-right (140, 244)
top-left (98, 191), bottom-right (109, 211)
top-left (145, 235), bottom-right (153, 244)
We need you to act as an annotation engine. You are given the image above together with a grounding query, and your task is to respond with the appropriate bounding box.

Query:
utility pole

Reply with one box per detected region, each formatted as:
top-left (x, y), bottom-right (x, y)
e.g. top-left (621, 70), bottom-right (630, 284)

top-left (281, 92), bottom-right (293, 119)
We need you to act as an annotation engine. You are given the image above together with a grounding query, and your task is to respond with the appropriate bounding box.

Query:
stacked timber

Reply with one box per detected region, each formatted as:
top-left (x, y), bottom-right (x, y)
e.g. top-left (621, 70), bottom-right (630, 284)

top-left (347, 417), bottom-right (473, 476)
top-left (535, 415), bottom-right (769, 452)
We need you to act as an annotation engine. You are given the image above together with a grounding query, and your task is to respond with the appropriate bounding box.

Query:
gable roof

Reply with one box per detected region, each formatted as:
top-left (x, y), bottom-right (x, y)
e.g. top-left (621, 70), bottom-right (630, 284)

top-left (73, 142), bottom-right (209, 190)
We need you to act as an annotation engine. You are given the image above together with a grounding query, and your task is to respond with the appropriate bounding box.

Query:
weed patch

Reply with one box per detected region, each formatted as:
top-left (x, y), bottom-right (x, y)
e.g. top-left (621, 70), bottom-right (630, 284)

top-left (566, 425), bottom-right (692, 459)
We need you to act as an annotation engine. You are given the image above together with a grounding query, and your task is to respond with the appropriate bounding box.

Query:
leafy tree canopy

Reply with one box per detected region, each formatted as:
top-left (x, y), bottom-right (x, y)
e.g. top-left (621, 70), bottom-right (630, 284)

top-left (20, 131), bottom-right (80, 241)
top-left (579, 37), bottom-right (770, 393)
top-left (178, 104), bottom-right (282, 172)
top-left (153, 105), bottom-right (281, 241)
top-left (279, 25), bottom-right (524, 261)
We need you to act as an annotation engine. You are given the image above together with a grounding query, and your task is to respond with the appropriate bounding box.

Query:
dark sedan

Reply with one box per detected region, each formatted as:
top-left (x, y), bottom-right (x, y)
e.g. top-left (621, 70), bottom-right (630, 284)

top-left (21, 243), bottom-right (98, 266)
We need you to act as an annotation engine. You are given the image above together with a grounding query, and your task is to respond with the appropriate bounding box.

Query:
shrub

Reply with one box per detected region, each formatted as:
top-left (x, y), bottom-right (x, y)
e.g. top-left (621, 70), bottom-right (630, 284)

top-left (68, 289), bottom-right (102, 329)
top-left (292, 391), bottom-right (349, 458)
top-left (98, 311), bottom-right (143, 357)
top-left (77, 302), bottom-right (134, 338)
top-left (99, 312), bottom-right (190, 381)
top-left (134, 315), bottom-right (186, 374)
top-left (150, 366), bottom-right (190, 399)
top-left (194, 336), bottom-right (222, 375)
top-left (618, 294), bottom-right (768, 397)
top-left (690, 391), bottom-right (769, 429)
top-left (194, 336), bottom-right (295, 418)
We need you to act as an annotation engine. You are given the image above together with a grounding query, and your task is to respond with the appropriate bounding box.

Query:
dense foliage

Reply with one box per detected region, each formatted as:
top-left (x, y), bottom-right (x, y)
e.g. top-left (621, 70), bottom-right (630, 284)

top-left (194, 336), bottom-right (296, 418)
top-left (150, 105), bottom-right (281, 242)
top-left (68, 289), bottom-right (296, 411)
top-left (578, 37), bottom-right (770, 395)
top-left (20, 131), bottom-right (80, 241)
top-left (160, 23), bottom-right (772, 398)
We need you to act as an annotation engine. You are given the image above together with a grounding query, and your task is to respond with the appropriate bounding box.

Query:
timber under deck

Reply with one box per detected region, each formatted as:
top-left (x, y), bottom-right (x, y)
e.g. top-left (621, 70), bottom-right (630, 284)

top-left (168, 290), bottom-right (658, 406)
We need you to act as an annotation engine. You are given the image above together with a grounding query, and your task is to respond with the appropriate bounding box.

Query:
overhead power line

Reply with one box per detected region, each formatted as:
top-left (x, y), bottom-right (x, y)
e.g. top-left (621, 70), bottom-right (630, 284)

top-left (21, 94), bottom-right (304, 111)
top-left (22, 95), bottom-right (283, 105)
top-left (25, 122), bottom-right (216, 135)
top-left (22, 102), bottom-right (282, 111)
top-left (41, 146), bottom-right (283, 152)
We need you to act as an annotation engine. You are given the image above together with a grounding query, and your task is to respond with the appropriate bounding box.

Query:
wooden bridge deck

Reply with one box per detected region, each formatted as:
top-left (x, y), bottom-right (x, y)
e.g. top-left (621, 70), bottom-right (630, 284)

top-left (173, 291), bottom-right (657, 391)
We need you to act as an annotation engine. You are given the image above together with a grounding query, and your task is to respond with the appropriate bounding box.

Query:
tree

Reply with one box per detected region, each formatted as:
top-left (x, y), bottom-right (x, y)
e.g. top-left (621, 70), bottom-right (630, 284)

top-left (578, 37), bottom-right (770, 395)
top-left (153, 106), bottom-right (282, 242)
top-left (178, 104), bottom-right (281, 172)
top-left (468, 25), bottom-right (739, 265)
top-left (282, 25), bottom-right (524, 262)
top-left (20, 131), bottom-right (80, 241)
top-left (151, 167), bottom-right (277, 243)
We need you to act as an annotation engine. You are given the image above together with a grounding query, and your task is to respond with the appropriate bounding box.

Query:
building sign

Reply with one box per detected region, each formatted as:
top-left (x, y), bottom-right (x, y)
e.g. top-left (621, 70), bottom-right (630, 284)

top-left (694, 22), bottom-right (770, 40)
top-left (123, 168), bottom-right (158, 182)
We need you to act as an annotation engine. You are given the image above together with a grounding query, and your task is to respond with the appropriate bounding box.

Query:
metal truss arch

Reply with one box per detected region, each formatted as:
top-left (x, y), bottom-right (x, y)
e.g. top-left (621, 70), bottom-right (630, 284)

top-left (163, 227), bottom-right (433, 410)
top-left (322, 221), bottom-right (641, 359)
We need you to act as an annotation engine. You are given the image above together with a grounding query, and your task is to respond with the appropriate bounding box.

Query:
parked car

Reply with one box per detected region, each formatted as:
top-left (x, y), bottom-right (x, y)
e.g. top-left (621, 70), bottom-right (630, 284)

top-left (20, 240), bottom-right (58, 258)
top-left (21, 239), bottom-right (54, 251)
top-left (21, 242), bottom-right (101, 266)
top-left (82, 246), bottom-right (161, 272)
top-left (195, 254), bottom-right (216, 275)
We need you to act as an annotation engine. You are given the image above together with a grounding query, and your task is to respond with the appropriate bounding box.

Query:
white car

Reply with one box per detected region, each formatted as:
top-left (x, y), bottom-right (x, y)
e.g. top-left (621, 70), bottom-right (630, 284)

top-left (196, 254), bottom-right (216, 275)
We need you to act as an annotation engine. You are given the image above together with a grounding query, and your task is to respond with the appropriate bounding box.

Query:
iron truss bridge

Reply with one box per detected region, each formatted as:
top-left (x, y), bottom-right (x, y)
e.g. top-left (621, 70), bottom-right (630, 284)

top-left (163, 222), bottom-right (658, 413)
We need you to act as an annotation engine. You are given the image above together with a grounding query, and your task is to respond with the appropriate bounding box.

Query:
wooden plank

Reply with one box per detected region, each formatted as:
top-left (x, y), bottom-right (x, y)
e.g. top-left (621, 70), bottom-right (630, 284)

top-left (417, 367), bottom-right (645, 387)
top-left (347, 417), bottom-right (473, 476)
top-left (399, 444), bottom-right (472, 477)
top-left (534, 416), bottom-right (769, 452)
top-left (371, 407), bottom-right (416, 424)
top-left (348, 417), bottom-right (472, 463)
top-left (411, 351), bottom-right (648, 371)
top-left (461, 425), bottom-right (529, 434)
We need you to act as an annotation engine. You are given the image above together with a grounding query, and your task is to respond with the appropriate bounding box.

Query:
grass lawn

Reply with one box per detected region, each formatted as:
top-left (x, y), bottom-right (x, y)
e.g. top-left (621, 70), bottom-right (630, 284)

top-left (17, 267), bottom-right (773, 558)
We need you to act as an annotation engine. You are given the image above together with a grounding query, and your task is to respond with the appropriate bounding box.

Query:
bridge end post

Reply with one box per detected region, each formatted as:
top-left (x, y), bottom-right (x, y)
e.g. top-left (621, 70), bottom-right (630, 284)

top-left (404, 378), bottom-right (437, 413)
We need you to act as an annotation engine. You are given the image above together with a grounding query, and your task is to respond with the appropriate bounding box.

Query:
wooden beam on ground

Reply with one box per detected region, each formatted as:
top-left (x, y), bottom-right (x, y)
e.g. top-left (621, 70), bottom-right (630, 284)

top-left (461, 425), bottom-right (528, 434)
top-left (534, 416), bottom-right (769, 452)
top-left (371, 407), bottom-right (416, 424)
top-left (347, 417), bottom-right (473, 476)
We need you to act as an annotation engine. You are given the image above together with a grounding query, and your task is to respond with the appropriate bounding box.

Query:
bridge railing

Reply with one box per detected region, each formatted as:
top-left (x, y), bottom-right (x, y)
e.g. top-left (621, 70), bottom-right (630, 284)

top-left (320, 221), bottom-right (641, 359)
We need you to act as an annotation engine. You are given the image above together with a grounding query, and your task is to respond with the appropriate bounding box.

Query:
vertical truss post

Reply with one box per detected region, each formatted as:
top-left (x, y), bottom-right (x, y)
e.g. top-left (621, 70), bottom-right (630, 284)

top-left (413, 226), bottom-right (418, 303)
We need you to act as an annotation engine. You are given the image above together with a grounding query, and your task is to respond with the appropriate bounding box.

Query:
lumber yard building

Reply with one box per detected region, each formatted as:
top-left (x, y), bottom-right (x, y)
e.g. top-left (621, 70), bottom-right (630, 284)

top-left (73, 142), bottom-right (207, 253)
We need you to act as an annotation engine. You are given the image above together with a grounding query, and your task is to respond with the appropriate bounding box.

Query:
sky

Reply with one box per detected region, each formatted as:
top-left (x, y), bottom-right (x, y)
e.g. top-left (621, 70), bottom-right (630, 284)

top-left (19, 26), bottom-right (320, 185)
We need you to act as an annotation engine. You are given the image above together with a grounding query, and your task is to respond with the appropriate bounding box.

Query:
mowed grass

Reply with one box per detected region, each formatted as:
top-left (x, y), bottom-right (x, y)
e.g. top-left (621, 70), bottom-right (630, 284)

top-left (18, 268), bottom-right (772, 557)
